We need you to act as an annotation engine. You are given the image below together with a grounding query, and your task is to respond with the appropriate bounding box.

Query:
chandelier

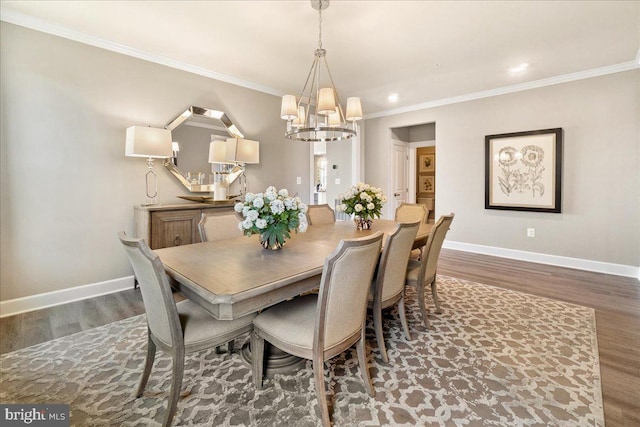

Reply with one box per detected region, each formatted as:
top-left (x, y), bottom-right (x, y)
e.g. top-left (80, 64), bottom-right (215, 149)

top-left (280, 0), bottom-right (363, 142)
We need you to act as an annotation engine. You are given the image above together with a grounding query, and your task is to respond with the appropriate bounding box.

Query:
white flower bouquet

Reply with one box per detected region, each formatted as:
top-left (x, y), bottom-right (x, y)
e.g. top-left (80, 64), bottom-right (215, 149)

top-left (337, 182), bottom-right (387, 229)
top-left (235, 186), bottom-right (308, 249)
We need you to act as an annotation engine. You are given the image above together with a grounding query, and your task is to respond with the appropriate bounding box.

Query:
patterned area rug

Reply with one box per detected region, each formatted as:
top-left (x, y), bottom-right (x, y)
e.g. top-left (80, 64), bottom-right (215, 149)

top-left (1, 276), bottom-right (603, 426)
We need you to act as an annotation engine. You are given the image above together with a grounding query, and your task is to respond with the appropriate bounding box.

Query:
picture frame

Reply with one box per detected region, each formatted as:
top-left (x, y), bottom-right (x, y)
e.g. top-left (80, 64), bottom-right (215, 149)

top-left (419, 175), bottom-right (435, 193)
top-left (485, 128), bottom-right (562, 213)
top-left (419, 154), bottom-right (435, 172)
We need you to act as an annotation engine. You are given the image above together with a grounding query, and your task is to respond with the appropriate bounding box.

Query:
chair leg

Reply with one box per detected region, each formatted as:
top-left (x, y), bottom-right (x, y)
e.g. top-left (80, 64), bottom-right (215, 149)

top-left (163, 350), bottom-right (184, 427)
top-left (398, 296), bottom-right (412, 341)
top-left (356, 328), bottom-right (375, 398)
top-left (372, 302), bottom-right (389, 363)
top-left (417, 281), bottom-right (431, 329)
top-left (136, 332), bottom-right (157, 398)
top-left (313, 357), bottom-right (331, 427)
top-left (431, 277), bottom-right (442, 314)
top-left (251, 331), bottom-right (265, 389)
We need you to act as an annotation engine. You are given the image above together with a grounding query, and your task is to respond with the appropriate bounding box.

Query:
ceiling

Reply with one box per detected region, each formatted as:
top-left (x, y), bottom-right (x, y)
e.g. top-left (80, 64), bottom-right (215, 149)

top-left (2, 1), bottom-right (639, 117)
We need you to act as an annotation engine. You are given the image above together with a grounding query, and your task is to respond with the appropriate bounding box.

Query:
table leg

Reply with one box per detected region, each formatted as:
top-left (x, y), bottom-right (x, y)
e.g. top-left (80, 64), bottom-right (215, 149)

top-left (241, 342), bottom-right (307, 377)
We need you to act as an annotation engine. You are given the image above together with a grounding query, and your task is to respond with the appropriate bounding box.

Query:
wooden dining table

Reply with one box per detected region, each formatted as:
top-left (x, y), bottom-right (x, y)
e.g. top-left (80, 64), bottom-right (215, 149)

top-left (155, 219), bottom-right (432, 321)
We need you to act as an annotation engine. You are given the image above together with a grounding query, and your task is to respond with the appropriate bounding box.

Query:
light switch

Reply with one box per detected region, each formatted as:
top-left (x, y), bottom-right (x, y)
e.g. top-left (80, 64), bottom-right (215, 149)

top-left (296, 177), bottom-right (301, 184)
top-left (335, 178), bottom-right (341, 185)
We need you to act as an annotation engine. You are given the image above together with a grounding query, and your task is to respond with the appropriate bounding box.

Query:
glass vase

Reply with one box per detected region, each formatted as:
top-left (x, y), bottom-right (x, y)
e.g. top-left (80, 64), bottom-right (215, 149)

top-left (259, 234), bottom-right (285, 250)
top-left (354, 215), bottom-right (373, 231)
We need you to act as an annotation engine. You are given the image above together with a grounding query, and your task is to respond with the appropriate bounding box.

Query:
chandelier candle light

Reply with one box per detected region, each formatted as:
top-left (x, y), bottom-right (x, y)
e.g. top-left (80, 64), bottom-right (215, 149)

top-left (280, 0), bottom-right (363, 142)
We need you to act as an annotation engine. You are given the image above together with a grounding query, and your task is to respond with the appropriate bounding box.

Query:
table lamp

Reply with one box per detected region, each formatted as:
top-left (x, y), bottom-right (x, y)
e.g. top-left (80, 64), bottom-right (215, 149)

top-left (125, 126), bottom-right (173, 205)
top-left (208, 138), bottom-right (259, 200)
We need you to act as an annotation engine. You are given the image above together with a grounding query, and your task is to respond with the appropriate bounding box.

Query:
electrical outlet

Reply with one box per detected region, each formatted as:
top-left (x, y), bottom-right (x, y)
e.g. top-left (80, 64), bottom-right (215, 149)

top-left (296, 177), bottom-right (301, 184)
top-left (335, 178), bottom-right (341, 185)
top-left (527, 228), bottom-right (535, 237)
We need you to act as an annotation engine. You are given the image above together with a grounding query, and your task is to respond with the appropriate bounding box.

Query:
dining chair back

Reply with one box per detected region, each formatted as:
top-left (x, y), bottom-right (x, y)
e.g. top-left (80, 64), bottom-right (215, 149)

top-left (405, 213), bottom-right (454, 326)
top-left (395, 202), bottom-right (429, 224)
top-left (369, 221), bottom-right (420, 362)
top-left (118, 231), bottom-right (255, 427)
top-left (198, 210), bottom-right (243, 242)
top-left (395, 203), bottom-right (429, 259)
top-left (306, 204), bottom-right (336, 225)
top-left (251, 232), bottom-right (383, 427)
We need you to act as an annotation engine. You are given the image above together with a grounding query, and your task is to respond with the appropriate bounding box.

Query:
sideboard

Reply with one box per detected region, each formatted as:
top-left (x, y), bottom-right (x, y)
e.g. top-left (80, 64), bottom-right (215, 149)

top-left (134, 202), bottom-right (236, 249)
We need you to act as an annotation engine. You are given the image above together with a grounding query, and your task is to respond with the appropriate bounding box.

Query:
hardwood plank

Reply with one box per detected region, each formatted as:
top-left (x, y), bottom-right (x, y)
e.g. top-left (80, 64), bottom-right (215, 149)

top-left (18, 309), bottom-right (53, 349)
top-left (0, 314), bottom-right (23, 354)
top-left (48, 304), bottom-right (82, 340)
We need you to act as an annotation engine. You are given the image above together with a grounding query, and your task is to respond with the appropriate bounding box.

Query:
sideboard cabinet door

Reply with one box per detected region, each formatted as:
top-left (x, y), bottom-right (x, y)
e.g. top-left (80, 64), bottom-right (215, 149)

top-left (150, 210), bottom-right (201, 249)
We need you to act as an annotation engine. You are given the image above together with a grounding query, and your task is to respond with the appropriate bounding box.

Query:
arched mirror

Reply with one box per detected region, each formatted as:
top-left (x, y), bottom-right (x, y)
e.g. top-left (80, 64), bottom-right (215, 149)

top-left (163, 106), bottom-right (249, 195)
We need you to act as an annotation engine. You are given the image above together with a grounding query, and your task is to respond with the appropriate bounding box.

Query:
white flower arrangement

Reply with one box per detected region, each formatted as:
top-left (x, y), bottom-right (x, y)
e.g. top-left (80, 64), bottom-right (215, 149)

top-left (235, 186), bottom-right (308, 248)
top-left (336, 182), bottom-right (387, 220)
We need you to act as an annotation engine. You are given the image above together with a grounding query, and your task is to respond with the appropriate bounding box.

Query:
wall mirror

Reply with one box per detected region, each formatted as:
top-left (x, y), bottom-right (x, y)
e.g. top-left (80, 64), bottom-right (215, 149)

top-left (163, 106), bottom-right (244, 193)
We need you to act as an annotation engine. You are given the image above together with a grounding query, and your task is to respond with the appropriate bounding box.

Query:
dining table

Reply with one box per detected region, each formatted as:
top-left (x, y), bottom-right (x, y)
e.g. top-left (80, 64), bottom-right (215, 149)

top-left (155, 219), bottom-right (432, 321)
top-left (155, 218), bottom-right (432, 375)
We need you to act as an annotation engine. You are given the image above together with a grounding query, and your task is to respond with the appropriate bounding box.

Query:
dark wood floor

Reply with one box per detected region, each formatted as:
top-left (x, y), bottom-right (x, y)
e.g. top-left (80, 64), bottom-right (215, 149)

top-left (1, 249), bottom-right (638, 426)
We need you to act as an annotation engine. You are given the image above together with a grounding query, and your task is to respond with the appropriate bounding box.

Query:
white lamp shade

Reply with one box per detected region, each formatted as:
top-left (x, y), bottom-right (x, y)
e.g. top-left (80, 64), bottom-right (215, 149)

top-left (292, 105), bottom-right (306, 128)
top-left (328, 110), bottom-right (340, 127)
top-left (125, 126), bottom-right (173, 158)
top-left (208, 140), bottom-right (235, 164)
top-left (235, 138), bottom-right (260, 164)
top-left (209, 138), bottom-right (260, 164)
top-left (317, 88), bottom-right (336, 115)
top-left (346, 97), bottom-right (363, 121)
top-left (280, 95), bottom-right (298, 120)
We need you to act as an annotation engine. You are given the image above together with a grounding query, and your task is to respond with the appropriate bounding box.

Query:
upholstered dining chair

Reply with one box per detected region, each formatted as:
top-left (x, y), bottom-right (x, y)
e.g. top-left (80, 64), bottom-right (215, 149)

top-left (368, 221), bottom-right (421, 363)
top-left (118, 232), bottom-right (255, 427)
top-left (251, 233), bottom-right (384, 427)
top-left (198, 209), bottom-right (243, 242)
top-left (394, 203), bottom-right (429, 259)
top-left (306, 204), bottom-right (336, 225)
top-left (405, 213), bottom-right (454, 326)
top-left (395, 202), bottom-right (429, 224)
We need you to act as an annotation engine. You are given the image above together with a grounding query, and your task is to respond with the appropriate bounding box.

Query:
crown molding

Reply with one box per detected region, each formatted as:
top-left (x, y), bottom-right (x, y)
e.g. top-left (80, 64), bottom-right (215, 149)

top-left (366, 60), bottom-right (640, 119)
top-left (0, 7), bottom-right (284, 97)
top-left (2, 7), bottom-right (638, 119)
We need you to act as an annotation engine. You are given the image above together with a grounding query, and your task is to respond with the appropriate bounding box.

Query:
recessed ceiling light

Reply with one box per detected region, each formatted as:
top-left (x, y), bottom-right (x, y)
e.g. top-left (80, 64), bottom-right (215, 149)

top-left (509, 63), bottom-right (529, 73)
top-left (388, 93), bottom-right (399, 103)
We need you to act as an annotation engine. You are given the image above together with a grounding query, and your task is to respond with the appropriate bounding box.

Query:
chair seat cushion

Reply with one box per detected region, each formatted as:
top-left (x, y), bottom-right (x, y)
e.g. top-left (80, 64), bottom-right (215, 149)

top-left (176, 299), bottom-right (255, 350)
top-left (253, 294), bottom-right (318, 356)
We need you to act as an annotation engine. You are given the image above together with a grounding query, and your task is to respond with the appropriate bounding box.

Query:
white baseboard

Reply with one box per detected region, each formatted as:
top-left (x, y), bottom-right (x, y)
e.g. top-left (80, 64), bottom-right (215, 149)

top-left (1, 243), bottom-right (638, 318)
top-left (0, 276), bottom-right (135, 318)
top-left (444, 241), bottom-right (640, 280)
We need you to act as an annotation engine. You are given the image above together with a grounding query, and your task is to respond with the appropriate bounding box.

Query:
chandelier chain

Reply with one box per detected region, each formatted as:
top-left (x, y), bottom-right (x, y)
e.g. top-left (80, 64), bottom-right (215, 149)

top-left (318, 1), bottom-right (323, 49)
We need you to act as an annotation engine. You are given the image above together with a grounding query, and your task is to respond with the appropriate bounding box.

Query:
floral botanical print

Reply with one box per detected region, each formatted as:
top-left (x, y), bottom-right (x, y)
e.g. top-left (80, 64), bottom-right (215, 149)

top-left (498, 144), bottom-right (545, 197)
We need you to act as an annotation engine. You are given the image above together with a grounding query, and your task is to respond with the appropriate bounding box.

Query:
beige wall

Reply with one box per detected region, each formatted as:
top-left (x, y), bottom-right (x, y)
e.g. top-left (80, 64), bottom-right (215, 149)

top-left (0, 23), bottom-right (312, 300)
top-left (365, 70), bottom-right (640, 267)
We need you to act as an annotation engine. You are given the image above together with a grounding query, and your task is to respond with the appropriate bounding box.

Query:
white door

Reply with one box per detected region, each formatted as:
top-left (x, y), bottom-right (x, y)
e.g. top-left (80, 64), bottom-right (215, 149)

top-left (391, 141), bottom-right (409, 213)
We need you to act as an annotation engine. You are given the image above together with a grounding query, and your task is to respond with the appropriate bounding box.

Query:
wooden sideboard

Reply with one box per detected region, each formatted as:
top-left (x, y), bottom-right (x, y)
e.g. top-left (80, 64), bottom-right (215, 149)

top-left (134, 202), bottom-right (236, 249)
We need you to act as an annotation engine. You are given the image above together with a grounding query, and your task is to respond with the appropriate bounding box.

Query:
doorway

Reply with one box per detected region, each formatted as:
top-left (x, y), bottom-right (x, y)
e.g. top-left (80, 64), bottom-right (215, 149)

top-left (389, 123), bottom-right (436, 222)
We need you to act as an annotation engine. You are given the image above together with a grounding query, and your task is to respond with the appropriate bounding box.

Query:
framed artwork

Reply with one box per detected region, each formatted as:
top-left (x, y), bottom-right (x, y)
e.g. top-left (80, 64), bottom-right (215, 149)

top-left (419, 175), bottom-right (435, 193)
top-left (419, 154), bottom-right (435, 172)
top-left (485, 128), bottom-right (562, 213)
